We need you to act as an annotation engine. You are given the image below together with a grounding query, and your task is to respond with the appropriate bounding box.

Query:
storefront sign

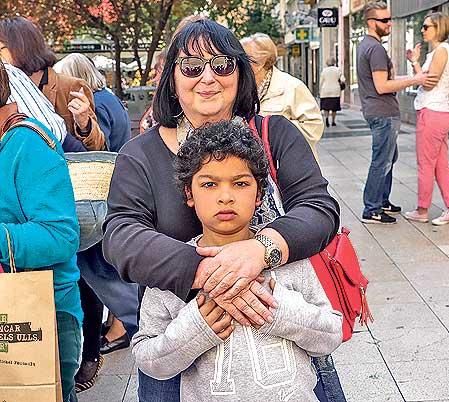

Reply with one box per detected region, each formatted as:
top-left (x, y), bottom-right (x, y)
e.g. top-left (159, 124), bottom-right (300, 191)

top-left (318, 8), bottom-right (339, 27)
top-left (351, 0), bottom-right (366, 13)
top-left (291, 45), bottom-right (301, 57)
top-left (295, 27), bottom-right (310, 43)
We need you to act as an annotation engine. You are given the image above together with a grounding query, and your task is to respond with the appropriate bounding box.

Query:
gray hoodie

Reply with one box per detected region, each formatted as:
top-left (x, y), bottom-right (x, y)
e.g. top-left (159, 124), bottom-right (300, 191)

top-left (132, 258), bottom-right (343, 402)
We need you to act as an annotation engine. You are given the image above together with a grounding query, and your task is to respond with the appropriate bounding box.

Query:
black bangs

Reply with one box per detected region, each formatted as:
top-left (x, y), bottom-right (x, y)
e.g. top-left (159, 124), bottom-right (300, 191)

top-left (174, 20), bottom-right (248, 61)
top-left (152, 19), bottom-right (259, 128)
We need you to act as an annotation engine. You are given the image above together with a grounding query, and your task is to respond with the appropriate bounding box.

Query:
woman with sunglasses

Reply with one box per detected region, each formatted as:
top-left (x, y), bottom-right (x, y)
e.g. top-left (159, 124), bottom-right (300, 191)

top-left (404, 12), bottom-right (449, 225)
top-left (103, 19), bottom-right (342, 402)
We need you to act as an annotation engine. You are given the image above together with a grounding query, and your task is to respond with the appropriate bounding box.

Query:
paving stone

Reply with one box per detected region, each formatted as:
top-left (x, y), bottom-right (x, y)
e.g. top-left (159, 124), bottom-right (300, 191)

top-left (335, 363), bottom-right (404, 402)
top-left (122, 375), bottom-right (138, 402)
top-left (100, 347), bottom-right (135, 375)
top-left (367, 281), bottom-right (423, 305)
top-left (389, 360), bottom-right (449, 401)
top-left (332, 331), bottom-right (383, 365)
top-left (78, 374), bottom-right (129, 402)
top-left (371, 326), bottom-right (449, 362)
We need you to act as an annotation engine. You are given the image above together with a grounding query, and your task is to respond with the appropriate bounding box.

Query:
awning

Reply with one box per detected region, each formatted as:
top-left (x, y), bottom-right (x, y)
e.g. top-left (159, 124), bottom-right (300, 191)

top-left (392, 0), bottom-right (447, 18)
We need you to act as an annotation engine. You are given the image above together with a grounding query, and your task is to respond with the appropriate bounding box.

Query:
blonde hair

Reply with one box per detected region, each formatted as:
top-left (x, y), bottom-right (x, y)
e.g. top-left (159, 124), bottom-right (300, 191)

top-left (241, 33), bottom-right (277, 70)
top-left (425, 12), bottom-right (449, 42)
top-left (54, 53), bottom-right (106, 92)
top-left (364, 1), bottom-right (388, 22)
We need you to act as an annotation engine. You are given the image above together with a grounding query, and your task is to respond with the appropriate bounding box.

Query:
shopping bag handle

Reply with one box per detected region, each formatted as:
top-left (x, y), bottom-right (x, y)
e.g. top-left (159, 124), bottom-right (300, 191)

top-left (2, 225), bottom-right (16, 273)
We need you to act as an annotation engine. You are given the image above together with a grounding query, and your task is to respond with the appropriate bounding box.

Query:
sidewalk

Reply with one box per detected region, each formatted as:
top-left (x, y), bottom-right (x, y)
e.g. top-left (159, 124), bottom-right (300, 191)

top-left (79, 107), bottom-right (449, 402)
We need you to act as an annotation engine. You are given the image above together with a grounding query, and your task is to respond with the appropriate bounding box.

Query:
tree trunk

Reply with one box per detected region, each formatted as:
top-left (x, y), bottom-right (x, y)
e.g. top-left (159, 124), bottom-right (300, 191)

top-left (141, 0), bottom-right (174, 85)
top-left (113, 36), bottom-right (124, 99)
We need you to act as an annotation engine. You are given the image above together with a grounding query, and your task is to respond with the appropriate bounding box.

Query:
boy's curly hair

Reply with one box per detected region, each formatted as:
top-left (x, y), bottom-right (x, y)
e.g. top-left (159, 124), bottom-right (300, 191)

top-left (174, 120), bottom-right (269, 202)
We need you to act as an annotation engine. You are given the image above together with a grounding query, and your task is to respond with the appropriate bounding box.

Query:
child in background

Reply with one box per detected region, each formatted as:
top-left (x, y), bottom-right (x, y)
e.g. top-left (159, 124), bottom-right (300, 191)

top-left (132, 120), bottom-right (343, 402)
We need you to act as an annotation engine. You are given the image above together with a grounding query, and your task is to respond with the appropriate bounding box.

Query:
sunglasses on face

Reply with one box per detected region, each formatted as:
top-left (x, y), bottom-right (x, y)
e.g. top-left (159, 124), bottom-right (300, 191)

top-left (175, 55), bottom-right (237, 78)
top-left (422, 24), bottom-right (435, 31)
top-left (368, 17), bottom-right (392, 23)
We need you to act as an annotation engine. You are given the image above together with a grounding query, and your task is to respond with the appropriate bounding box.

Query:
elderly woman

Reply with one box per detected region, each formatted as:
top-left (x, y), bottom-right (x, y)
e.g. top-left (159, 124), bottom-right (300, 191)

top-left (0, 16), bottom-right (105, 152)
top-left (0, 60), bottom-right (82, 401)
top-left (54, 53), bottom-right (136, 392)
top-left (240, 33), bottom-right (323, 159)
top-left (320, 58), bottom-right (345, 127)
top-left (103, 19), bottom-right (343, 402)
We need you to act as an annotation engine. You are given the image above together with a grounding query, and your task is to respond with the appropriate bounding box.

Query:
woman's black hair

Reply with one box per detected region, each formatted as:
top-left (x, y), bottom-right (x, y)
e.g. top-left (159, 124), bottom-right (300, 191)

top-left (153, 19), bottom-right (260, 128)
top-left (0, 60), bottom-right (11, 107)
top-left (174, 120), bottom-right (268, 202)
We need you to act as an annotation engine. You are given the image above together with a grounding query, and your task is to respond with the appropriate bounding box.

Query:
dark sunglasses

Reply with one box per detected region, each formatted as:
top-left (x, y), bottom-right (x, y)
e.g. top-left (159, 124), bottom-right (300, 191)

top-left (368, 17), bottom-right (392, 23)
top-left (422, 24), bottom-right (435, 31)
top-left (175, 55), bottom-right (237, 78)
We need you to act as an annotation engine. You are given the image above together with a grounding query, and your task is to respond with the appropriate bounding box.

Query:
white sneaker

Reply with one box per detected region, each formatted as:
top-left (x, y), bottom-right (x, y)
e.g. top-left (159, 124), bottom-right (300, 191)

top-left (432, 210), bottom-right (449, 226)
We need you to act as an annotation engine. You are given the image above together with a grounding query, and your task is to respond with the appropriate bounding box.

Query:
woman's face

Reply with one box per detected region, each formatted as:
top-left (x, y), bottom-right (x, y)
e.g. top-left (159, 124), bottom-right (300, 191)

top-left (173, 41), bottom-right (239, 127)
top-left (0, 41), bottom-right (13, 65)
top-left (421, 17), bottom-right (437, 43)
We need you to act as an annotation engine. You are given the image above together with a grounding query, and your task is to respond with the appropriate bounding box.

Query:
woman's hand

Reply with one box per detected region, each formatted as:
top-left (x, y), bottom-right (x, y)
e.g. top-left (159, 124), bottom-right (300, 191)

top-left (68, 87), bottom-right (90, 131)
top-left (197, 293), bottom-right (234, 340)
top-left (406, 43), bottom-right (421, 63)
top-left (195, 239), bottom-right (267, 298)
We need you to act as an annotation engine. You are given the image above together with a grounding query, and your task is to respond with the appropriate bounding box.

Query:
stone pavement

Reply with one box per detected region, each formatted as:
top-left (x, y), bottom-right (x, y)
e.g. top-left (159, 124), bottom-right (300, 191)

top-left (79, 107), bottom-right (449, 402)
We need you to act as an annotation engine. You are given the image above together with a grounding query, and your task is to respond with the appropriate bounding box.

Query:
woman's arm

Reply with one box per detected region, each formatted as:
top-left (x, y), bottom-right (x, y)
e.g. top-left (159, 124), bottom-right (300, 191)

top-left (424, 46), bottom-right (448, 90)
top-left (102, 149), bottom-right (202, 300)
top-left (0, 128), bottom-right (79, 268)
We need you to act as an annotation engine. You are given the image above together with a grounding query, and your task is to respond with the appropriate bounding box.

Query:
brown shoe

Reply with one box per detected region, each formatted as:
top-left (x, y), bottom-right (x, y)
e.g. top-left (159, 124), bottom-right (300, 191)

top-left (74, 355), bottom-right (104, 393)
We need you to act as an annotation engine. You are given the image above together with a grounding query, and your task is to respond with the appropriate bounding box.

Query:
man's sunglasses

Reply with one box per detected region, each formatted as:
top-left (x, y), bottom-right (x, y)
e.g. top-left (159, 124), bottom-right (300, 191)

top-left (175, 55), bottom-right (237, 78)
top-left (422, 24), bottom-right (435, 31)
top-left (367, 17), bottom-right (392, 23)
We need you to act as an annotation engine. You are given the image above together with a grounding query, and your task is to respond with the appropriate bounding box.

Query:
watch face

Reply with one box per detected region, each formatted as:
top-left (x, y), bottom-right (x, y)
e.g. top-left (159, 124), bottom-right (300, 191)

top-left (269, 248), bottom-right (282, 266)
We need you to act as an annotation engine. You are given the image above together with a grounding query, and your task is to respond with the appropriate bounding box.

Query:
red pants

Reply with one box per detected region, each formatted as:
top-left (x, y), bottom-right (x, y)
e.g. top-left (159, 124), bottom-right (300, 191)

top-left (416, 108), bottom-right (449, 209)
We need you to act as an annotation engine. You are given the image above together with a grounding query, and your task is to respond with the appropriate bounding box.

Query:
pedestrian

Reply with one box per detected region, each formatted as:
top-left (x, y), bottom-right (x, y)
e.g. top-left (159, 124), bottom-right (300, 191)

top-left (103, 18), bottom-right (343, 402)
top-left (319, 57), bottom-right (345, 128)
top-left (241, 33), bottom-right (323, 160)
top-left (133, 120), bottom-right (343, 401)
top-left (0, 16), bottom-right (105, 152)
top-left (0, 59), bottom-right (82, 402)
top-left (53, 53), bottom-right (138, 393)
top-left (404, 12), bottom-right (449, 226)
top-left (357, 1), bottom-right (437, 224)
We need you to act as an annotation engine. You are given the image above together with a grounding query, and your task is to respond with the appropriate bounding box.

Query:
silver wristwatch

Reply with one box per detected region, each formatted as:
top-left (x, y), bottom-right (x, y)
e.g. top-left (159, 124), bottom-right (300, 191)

top-left (254, 234), bottom-right (282, 268)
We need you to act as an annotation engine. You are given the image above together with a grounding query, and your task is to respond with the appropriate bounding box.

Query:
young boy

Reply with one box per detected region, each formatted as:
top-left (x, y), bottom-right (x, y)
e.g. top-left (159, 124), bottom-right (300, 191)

top-left (132, 121), bottom-right (343, 402)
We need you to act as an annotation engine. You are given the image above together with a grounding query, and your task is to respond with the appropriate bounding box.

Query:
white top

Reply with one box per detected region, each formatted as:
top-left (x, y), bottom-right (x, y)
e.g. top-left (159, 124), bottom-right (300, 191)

top-left (414, 43), bottom-right (449, 112)
top-left (319, 66), bottom-right (344, 98)
top-left (5, 63), bottom-right (67, 142)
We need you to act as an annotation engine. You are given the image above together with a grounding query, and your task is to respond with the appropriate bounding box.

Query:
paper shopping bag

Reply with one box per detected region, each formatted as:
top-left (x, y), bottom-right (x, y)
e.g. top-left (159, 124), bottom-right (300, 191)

top-left (0, 227), bottom-right (62, 401)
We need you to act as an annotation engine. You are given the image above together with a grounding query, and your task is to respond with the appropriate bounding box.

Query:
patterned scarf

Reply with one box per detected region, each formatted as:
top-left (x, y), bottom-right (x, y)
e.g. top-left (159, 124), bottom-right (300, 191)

top-left (257, 68), bottom-right (273, 102)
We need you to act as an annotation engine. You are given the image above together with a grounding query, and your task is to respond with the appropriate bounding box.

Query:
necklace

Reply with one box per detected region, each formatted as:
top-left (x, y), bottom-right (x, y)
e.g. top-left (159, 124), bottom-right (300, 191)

top-left (176, 115), bottom-right (246, 146)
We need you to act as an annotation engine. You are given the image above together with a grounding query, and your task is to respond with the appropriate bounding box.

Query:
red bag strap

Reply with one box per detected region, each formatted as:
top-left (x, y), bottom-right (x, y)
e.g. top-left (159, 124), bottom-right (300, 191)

top-left (249, 116), bottom-right (278, 185)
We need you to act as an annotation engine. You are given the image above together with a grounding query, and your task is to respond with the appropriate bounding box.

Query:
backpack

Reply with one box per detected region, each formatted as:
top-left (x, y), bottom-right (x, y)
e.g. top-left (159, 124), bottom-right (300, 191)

top-left (249, 115), bottom-right (373, 342)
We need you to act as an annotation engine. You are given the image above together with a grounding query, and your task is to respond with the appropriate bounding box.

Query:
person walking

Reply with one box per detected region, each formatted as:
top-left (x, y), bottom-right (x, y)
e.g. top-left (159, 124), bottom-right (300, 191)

top-left (319, 58), bottom-right (345, 128)
top-left (240, 33), bottom-right (323, 160)
top-left (357, 1), bottom-right (437, 224)
top-left (404, 12), bottom-right (449, 226)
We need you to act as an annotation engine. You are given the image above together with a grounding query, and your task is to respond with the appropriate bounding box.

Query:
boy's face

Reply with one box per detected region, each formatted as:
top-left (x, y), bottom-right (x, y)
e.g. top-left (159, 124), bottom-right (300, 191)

top-left (187, 155), bottom-right (262, 243)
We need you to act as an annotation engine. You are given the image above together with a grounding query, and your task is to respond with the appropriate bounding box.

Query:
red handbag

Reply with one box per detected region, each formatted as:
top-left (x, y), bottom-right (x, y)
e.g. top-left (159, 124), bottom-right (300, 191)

top-left (249, 116), bottom-right (373, 342)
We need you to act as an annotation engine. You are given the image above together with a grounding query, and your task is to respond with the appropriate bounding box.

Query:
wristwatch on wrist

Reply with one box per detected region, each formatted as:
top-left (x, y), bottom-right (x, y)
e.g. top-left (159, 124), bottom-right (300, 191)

top-left (254, 234), bottom-right (282, 268)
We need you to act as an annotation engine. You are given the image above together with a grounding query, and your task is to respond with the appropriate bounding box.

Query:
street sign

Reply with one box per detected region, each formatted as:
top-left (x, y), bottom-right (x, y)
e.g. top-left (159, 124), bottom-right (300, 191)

top-left (291, 44), bottom-right (301, 57)
top-left (318, 8), bottom-right (339, 28)
top-left (295, 28), bottom-right (310, 43)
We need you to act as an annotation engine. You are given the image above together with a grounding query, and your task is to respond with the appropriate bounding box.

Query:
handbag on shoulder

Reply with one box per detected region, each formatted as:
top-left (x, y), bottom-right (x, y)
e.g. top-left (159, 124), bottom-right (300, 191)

top-left (249, 115), bottom-right (373, 342)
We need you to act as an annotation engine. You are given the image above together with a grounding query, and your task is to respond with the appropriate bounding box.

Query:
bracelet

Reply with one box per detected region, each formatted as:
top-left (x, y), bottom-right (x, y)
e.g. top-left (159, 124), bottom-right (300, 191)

top-left (76, 118), bottom-right (92, 137)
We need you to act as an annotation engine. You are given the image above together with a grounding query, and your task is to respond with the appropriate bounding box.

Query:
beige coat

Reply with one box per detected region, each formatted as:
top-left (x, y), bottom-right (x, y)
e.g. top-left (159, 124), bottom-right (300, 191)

top-left (259, 67), bottom-right (324, 158)
top-left (319, 66), bottom-right (345, 99)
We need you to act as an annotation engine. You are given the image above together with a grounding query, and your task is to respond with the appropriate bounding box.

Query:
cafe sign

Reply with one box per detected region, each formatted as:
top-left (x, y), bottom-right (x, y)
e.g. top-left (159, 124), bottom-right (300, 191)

top-left (318, 8), bottom-right (339, 28)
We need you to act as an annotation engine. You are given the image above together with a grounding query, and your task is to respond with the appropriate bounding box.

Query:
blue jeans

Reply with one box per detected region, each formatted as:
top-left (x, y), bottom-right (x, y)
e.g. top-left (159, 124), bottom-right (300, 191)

top-left (57, 311), bottom-right (81, 402)
top-left (77, 242), bottom-right (139, 336)
top-left (137, 356), bottom-right (347, 402)
top-left (363, 116), bottom-right (401, 216)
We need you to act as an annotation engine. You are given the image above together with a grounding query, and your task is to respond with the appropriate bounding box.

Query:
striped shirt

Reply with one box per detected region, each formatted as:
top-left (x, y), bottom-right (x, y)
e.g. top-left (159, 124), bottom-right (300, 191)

top-left (5, 63), bottom-right (67, 142)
